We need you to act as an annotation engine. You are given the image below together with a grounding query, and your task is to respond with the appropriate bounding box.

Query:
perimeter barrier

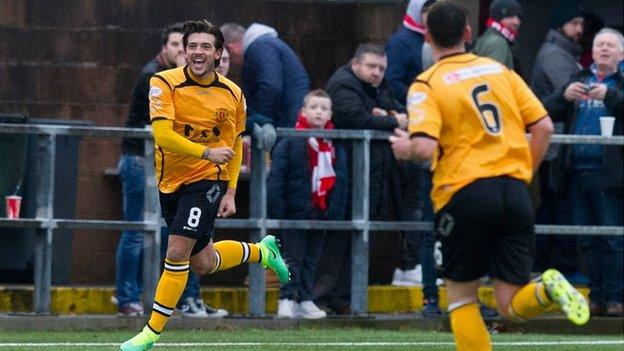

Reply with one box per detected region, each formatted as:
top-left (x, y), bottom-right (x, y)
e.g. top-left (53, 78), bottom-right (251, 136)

top-left (0, 123), bottom-right (622, 316)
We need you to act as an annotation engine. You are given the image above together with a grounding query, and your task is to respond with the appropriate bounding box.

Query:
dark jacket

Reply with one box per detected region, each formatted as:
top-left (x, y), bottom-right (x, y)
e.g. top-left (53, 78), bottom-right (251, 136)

top-left (545, 68), bottom-right (624, 194)
top-left (326, 65), bottom-right (404, 131)
top-left (267, 137), bottom-right (349, 221)
top-left (243, 26), bottom-right (310, 131)
top-left (531, 29), bottom-right (582, 101)
top-left (325, 65), bottom-right (419, 217)
top-left (385, 27), bottom-right (424, 104)
top-left (121, 59), bottom-right (165, 155)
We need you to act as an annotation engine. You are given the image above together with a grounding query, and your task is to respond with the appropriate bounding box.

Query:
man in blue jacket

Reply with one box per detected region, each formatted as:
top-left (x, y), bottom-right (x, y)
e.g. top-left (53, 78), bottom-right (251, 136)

top-left (545, 28), bottom-right (624, 317)
top-left (222, 22), bottom-right (310, 151)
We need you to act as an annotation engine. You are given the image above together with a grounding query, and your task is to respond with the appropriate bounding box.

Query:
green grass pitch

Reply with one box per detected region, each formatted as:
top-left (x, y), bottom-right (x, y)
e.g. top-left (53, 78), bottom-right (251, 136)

top-left (0, 328), bottom-right (622, 350)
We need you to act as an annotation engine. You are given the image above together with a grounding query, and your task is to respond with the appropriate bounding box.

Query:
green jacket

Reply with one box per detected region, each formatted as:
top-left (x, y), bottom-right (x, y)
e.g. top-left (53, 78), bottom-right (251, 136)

top-left (472, 28), bottom-right (514, 69)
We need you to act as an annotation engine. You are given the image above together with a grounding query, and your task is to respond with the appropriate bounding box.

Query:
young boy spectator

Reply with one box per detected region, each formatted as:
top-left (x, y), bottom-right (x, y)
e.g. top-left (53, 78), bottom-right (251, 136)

top-left (267, 90), bottom-right (349, 319)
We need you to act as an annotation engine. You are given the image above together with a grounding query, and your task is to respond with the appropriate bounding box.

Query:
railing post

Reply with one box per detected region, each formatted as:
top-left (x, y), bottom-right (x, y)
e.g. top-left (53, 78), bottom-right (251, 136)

top-left (248, 139), bottom-right (267, 317)
top-left (351, 133), bottom-right (370, 316)
top-left (33, 133), bottom-right (56, 314)
top-left (142, 131), bottom-right (161, 310)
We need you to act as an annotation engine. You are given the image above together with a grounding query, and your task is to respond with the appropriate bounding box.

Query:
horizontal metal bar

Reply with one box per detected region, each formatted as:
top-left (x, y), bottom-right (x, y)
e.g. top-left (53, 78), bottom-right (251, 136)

top-left (534, 224), bottom-right (624, 236)
top-left (277, 128), bottom-right (624, 144)
top-left (0, 124), bottom-right (152, 139)
top-left (550, 134), bottom-right (624, 145)
top-left (2, 218), bottom-right (622, 236)
top-left (54, 219), bottom-right (159, 231)
top-left (0, 218), bottom-right (45, 228)
top-left (1, 124), bottom-right (622, 145)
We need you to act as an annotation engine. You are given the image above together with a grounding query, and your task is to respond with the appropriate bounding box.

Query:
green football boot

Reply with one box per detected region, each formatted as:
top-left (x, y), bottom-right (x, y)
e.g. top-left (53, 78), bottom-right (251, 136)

top-left (542, 268), bottom-right (590, 325)
top-left (119, 326), bottom-right (159, 351)
top-left (258, 235), bottom-right (290, 284)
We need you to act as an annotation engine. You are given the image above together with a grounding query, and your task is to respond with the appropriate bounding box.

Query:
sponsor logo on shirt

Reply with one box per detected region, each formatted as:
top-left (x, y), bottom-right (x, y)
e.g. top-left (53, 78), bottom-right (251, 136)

top-left (442, 64), bottom-right (502, 84)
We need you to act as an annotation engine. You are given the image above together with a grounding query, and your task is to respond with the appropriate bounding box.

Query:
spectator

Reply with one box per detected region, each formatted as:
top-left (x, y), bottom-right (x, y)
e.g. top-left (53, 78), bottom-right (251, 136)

top-left (318, 43), bottom-right (417, 314)
top-left (268, 90), bottom-right (349, 319)
top-left (421, 0), bottom-right (437, 71)
top-left (386, 0), bottom-right (428, 105)
top-left (386, 0), bottom-right (443, 318)
top-left (546, 28), bottom-right (624, 317)
top-left (221, 22), bottom-right (310, 151)
top-left (215, 46), bottom-right (230, 76)
top-left (472, 0), bottom-right (522, 69)
top-left (530, 2), bottom-right (585, 284)
top-left (579, 13), bottom-right (605, 69)
top-left (116, 23), bottom-right (227, 318)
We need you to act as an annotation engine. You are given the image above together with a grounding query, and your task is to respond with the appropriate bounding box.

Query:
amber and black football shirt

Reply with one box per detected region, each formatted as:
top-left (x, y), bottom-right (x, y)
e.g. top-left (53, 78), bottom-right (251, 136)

top-left (407, 53), bottom-right (547, 211)
top-left (149, 66), bottom-right (246, 193)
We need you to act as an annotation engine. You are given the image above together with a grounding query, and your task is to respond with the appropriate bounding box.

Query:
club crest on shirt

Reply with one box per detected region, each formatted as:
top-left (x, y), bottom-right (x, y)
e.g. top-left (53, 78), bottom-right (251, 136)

top-left (149, 86), bottom-right (162, 97)
top-left (407, 92), bottom-right (427, 106)
top-left (214, 108), bottom-right (230, 123)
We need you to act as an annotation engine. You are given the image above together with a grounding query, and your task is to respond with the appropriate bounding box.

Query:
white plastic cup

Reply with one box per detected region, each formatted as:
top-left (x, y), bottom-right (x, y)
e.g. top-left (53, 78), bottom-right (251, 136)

top-left (599, 116), bottom-right (615, 137)
top-left (5, 195), bottom-right (22, 219)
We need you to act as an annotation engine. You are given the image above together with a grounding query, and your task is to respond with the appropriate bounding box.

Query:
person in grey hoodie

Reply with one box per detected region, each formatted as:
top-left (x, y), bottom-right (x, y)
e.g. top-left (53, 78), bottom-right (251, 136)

top-left (530, 3), bottom-right (585, 284)
top-left (222, 22), bottom-right (310, 151)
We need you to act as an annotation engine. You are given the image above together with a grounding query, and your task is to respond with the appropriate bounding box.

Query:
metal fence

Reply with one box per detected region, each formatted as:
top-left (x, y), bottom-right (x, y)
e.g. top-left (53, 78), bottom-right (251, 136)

top-left (0, 123), bottom-right (622, 316)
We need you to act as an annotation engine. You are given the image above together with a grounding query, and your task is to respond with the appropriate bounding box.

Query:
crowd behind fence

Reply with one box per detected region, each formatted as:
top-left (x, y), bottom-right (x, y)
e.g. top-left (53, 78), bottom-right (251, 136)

top-left (0, 123), bottom-right (622, 316)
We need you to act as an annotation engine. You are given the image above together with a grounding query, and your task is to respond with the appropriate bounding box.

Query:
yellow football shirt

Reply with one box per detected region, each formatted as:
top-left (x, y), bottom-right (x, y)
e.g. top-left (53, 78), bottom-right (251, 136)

top-left (407, 53), bottom-right (547, 212)
top-left (149, 66), bottom-right (246, 193)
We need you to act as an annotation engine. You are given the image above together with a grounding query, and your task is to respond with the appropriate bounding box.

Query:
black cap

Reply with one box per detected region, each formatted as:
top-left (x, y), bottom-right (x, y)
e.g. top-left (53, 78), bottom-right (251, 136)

top-left (490, 0), bottom-right (522, 21)
top-left (551, 1), bottom-right (583, 29)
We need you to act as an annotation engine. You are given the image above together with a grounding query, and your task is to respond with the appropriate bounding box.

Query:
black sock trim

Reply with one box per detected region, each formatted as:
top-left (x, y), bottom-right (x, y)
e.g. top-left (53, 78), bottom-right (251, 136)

top-left (146, 323), bottom-right (161, 335)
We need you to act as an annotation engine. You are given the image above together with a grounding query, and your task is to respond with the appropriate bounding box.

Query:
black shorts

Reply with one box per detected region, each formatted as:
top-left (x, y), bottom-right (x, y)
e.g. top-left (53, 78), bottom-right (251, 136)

top-left (159, 180), bottom-right (226, 256)
top-left (434, 176), bottom-right (535, 285)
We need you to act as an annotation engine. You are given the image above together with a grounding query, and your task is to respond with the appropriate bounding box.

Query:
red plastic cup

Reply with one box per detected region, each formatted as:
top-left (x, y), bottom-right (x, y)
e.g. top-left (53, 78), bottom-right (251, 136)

top-left (5, 195), bottom-right (22, 219)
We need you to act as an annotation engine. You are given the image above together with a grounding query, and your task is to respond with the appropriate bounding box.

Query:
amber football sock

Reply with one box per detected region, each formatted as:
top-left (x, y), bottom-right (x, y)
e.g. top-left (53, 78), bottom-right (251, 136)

top-left (509, 282), bottom-right (552, 321)
top-left (209, 240), bottom-right (261, 273)
top-left (146, 259), bottom-right (189, 334)
top-left (450, 303), bottom-right (492, 351)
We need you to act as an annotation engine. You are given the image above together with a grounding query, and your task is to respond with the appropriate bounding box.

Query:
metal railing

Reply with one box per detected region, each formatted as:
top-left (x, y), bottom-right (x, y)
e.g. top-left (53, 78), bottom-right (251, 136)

top-left (0, 123), bottom-right (623, 316)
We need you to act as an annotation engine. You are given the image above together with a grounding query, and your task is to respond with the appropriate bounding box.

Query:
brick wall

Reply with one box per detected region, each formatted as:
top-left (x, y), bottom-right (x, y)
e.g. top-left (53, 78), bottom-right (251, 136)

top-left (0, 0), bottom-right (482, 285)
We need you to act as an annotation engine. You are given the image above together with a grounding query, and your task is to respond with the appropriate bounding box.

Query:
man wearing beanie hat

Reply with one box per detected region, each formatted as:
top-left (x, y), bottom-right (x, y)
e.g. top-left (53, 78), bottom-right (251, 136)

top-left (473, 0), bottom-right (522, 69)
top-left (530, 1), bottom-right (584, 289)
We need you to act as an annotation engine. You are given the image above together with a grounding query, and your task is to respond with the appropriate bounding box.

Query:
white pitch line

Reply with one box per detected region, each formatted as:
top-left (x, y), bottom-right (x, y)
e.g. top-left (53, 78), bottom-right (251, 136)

top-left (0, 340), bottom-right (622, 347)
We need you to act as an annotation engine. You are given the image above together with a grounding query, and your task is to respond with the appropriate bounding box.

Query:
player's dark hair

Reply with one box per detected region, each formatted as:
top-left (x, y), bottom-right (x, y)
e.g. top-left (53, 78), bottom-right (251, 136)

top-left (427, 1), bottom-right (468, 48)
top-left (352, 43), bottom-right (386, 62)
top-left (161, 22), bottom-right (184, 46)
top-left (422, 0), bottom-right (437, 13)
top-left (182, 20), bottom-right (225, 67)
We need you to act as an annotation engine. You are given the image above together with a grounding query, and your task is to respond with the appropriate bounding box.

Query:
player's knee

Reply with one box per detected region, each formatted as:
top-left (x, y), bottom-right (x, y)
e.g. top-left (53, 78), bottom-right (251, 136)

top-left (192, 264), bottom-right (211, 276)
top-left (165, 246), bottom-right (191, 262)
top-left (496, 302), bottom-right (512, 319)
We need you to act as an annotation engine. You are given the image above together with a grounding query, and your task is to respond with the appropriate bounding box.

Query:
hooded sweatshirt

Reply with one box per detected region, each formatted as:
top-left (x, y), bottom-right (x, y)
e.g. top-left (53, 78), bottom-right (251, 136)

top-left (241, 23), bottom-right (310, 130)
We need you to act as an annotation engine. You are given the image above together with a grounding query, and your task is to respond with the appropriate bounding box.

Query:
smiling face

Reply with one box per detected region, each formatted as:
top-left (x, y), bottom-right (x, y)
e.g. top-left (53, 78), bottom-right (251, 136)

top-left (184, 32), bottom-right (222, 77)
top-left (302, 96), bottom-right (332, 129)
top-left (592, 32), bottom-right (624, 72)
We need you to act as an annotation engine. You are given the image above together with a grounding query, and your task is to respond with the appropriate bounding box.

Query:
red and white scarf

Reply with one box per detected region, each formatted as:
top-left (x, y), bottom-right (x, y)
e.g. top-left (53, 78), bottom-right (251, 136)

top-left (486, 17), bottom-right (517, 43)
top-left (403, 14), bottom-right (426, 34)
top-left (295, 114), bottom-right (336, 211)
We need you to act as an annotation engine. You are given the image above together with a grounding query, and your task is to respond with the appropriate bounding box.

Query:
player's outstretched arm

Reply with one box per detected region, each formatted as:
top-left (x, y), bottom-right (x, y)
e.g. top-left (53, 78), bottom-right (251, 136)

top-left (389, 128), bottom-right (437, 162)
